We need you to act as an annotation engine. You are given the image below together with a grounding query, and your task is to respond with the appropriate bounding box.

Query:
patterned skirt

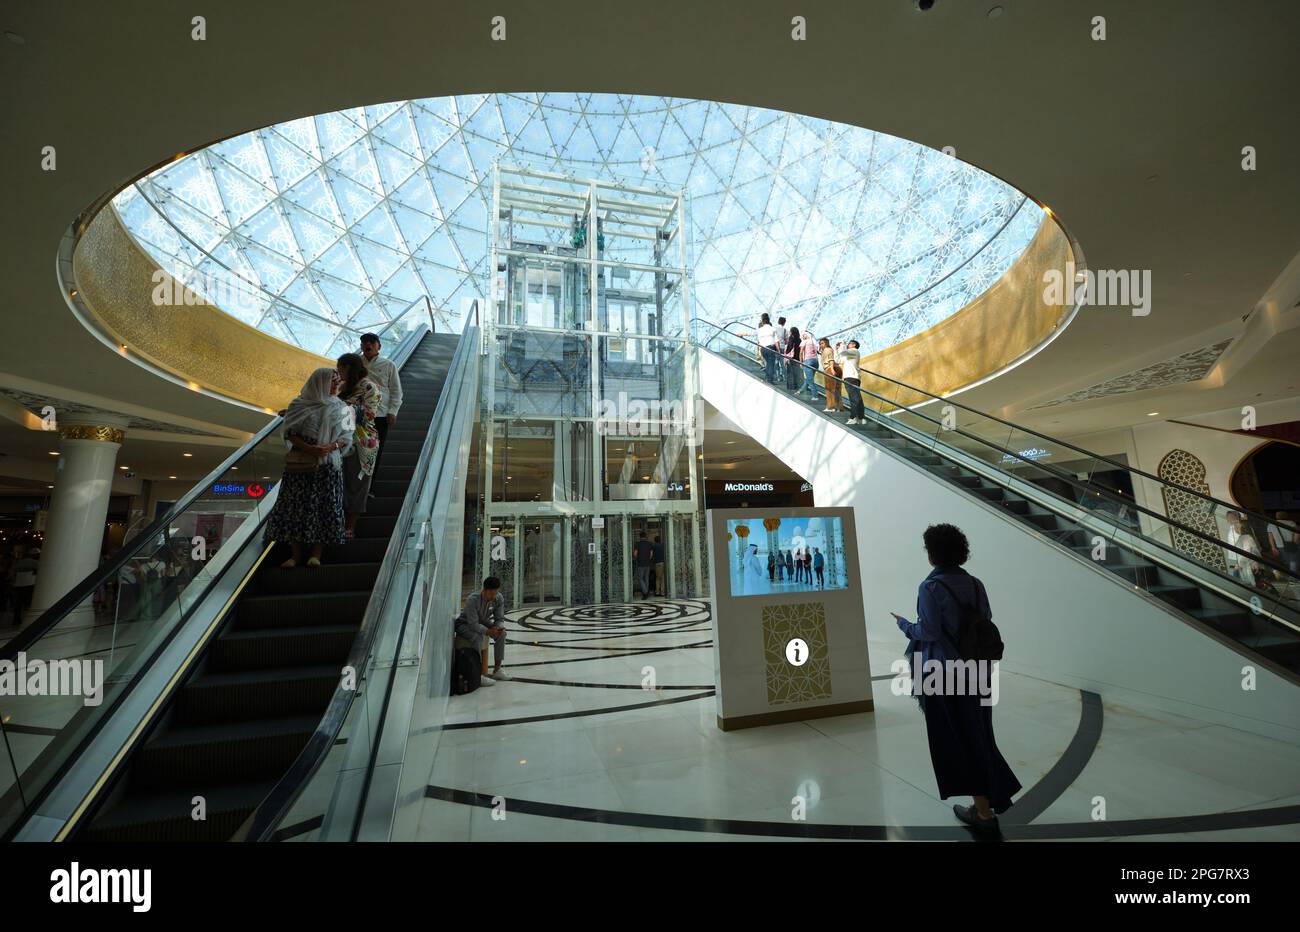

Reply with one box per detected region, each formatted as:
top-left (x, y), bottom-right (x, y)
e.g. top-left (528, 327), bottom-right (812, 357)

top-left (266, 462), bottom-right (346, 545)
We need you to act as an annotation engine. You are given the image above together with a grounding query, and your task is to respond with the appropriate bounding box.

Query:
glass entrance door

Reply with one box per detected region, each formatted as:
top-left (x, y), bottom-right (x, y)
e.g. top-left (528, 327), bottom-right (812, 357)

top-left (520, 517), bottom-right (565, 605)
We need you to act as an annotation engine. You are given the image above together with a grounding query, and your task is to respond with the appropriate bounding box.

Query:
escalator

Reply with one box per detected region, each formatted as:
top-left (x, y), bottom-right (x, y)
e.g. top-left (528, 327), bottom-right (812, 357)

top-left (74, 333), bottom-right (458, 841)
top-left (0, 321), bottom-right (477, 842)
top-left (695, 319), bottom-right (1300, 681)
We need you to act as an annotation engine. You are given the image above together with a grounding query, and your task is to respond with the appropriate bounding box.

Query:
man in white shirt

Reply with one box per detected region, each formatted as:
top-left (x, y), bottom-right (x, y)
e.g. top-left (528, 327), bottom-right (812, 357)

top-left (360, 332), bottom-right (403, 474)
top-left (836, 339), bottom-right (864, 424)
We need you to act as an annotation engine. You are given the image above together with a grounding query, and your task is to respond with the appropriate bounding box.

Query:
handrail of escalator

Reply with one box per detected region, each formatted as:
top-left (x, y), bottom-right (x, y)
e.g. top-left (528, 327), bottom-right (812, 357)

top-left (695, 317), bottom-right (1298, 572)
top-left (693, 318), bottom-right (1300, 601)
top-left (236, 307), bottom-right (480, 842)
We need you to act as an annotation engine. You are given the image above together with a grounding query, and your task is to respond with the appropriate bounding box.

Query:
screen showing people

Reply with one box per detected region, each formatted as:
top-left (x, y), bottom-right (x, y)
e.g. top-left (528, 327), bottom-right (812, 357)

top-left (726, 515), bottom-right (849, 597)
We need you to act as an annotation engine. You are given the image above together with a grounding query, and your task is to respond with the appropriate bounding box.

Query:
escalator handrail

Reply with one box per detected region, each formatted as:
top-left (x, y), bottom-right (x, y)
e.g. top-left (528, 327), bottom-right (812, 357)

top-left (696, 317), bottom-right (1296, 552)
top-left (694, 320), bottom-right (1300, 592)
top-left (238, 310), bottom-right (480, 842)
top-left (0, 326), bottom-right (429, 665)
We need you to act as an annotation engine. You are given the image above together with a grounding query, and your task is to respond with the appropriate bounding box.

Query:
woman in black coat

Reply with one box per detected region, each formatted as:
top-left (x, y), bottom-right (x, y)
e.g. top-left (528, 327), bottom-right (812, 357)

top-left (891, 523), bottom-right (1021, 831)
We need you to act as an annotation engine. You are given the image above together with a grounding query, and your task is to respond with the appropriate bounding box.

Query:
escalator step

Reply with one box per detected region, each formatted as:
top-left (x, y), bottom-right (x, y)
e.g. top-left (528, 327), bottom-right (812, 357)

top-left (209, 623), bottom-right (359, 672)
top-left (354, 514), bottom-right (398, 539)
top-left (370, 480), bottom-right (410, 498)
top-left (131, 715), bottom-right (320, 790)
top-left (253, 562), bottom-right (380, 596)
top-left (367, 496), bottom-right (405, 516)
top-left (235, 590), bottom-right (371, 630)
top-left (324, 538), bottom-right (390, 562)
top-left (175, 665), bottom-right (342, 725)
top-left (82, 780), bottom-right (277, 843)
top-left (1147, 584), bottom-right (1203, 610)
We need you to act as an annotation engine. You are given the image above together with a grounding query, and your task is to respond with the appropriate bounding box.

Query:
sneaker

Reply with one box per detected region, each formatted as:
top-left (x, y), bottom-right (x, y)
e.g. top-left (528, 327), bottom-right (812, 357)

top-left (846, 418), bottom-right (858, 425)
top-left (491, 669), bottom-right (510, 680)
top-left (822, 408), bottom-right (834, 413)
top-left (479, 675), bottom-right (496, 687)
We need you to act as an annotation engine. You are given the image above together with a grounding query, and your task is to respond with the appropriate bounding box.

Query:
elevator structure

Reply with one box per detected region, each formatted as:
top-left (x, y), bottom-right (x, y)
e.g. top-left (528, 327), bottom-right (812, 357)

top-left (475, 163), bottom-right (706, 608)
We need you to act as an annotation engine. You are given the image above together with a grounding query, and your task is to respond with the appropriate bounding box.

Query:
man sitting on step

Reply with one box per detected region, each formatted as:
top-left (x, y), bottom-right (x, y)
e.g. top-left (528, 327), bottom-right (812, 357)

top-left (454, 575), bottom-right (509, 685)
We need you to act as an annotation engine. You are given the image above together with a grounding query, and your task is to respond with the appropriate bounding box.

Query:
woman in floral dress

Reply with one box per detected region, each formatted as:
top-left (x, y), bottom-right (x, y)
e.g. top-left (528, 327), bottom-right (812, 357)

top-left (267, 367), bottom-right (353, 568)
top-left (336, 352), bottom-right (381, 540)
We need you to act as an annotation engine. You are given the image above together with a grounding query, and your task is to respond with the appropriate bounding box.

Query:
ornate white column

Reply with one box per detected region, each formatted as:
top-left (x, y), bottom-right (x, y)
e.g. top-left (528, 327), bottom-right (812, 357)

top-left (30, 418), bottom-right (128, 615)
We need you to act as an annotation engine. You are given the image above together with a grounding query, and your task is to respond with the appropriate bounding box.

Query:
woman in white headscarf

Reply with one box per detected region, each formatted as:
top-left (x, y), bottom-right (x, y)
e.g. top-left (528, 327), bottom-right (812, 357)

top-left (266, 367), bottom-right (355, 568)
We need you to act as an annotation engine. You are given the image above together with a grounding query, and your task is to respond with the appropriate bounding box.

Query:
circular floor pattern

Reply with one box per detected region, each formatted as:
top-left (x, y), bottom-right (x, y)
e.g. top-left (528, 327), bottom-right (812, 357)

top-left (511, 599), bottom-right (712, 639)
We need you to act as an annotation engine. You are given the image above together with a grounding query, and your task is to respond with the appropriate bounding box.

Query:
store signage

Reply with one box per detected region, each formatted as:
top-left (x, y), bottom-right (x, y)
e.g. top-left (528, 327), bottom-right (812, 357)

top-left (723, 482), bottom-right (774, 492)
top-left (210, 482), bottom-right (270, 498)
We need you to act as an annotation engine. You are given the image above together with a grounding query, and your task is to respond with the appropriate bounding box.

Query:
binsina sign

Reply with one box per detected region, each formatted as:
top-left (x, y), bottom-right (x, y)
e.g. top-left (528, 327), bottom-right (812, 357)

top-left (210, 482), bottom-right (269, 499)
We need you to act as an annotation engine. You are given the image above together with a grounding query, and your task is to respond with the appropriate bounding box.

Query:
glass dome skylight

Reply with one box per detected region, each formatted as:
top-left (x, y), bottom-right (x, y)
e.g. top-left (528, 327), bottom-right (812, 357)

top-left (114, 93), bottom-right (1043, 356)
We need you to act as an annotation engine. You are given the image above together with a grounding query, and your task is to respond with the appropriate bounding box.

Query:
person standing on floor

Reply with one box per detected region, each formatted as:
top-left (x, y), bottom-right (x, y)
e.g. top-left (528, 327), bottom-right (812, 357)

top-left (267, 367), bottom-right (354, 569)
top-left (634, 530), bottom-right (655, 599)
top-left (336, 352), bottom-right (381, 540)
top-left (653, 534), bottom-right (666, 597)
top-left (784, 549), bottom-right (795, 585)
top-left (813, 547), bottom-right (825, 588)
top-left (891, 523), bottom-right (1021, 831)
top-left (837, 339), bottom-right (865, 424)
top-left (359, 333), bottom-right (402, 475)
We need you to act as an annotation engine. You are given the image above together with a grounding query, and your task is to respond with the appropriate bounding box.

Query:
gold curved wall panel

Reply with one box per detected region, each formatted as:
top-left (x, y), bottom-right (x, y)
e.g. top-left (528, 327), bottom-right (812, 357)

top-left (73, 206), bottom-right (334, 411)
top-left (856, 216), bottom-right (1074, 411)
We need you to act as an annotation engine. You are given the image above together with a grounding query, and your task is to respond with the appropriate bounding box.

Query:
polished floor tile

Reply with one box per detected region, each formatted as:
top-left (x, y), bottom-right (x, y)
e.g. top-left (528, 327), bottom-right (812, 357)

top-left (403, 599), bottom-right (1300, 842)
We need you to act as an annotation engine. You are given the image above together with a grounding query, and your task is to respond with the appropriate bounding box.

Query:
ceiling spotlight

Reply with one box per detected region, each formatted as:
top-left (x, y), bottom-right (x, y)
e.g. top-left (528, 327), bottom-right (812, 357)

top-left (48, 451), bottom-right (59, 456)
top-left (183, 452), bottom-right (193, 457)
top-left (119, 465), bottom-right (129, 470)
top-left (1147, 412), bottom-right (1159, 416)
top-left (168, 475), bottom-right (177, 479)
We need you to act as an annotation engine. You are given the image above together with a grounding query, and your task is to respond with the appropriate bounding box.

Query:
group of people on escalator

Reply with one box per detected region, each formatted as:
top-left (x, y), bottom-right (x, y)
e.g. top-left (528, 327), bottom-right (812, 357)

top-left (266, 333), bottom-right (403, 569)
top-left (743, 313), bottom-right (869, 424)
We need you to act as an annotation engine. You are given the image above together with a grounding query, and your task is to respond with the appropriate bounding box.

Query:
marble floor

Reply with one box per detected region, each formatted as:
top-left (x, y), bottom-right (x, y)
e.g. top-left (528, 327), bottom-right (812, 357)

top-left (401, 598), bottom-right (1300, 842)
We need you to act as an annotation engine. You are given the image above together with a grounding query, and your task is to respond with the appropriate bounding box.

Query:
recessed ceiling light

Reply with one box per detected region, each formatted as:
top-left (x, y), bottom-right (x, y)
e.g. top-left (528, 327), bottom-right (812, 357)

top-left (119, 466), bottom-right (128, 470)
top-left (183, 452), bottom-right (193, 457)
top-left (47, 485), bottom-right (53, 489)
top-left (1147, 412), bottom-right (1159, 416)
top-left (168, 475), bottom-right (177, 479)
top-left (48, 451), bottom-right (59, 456)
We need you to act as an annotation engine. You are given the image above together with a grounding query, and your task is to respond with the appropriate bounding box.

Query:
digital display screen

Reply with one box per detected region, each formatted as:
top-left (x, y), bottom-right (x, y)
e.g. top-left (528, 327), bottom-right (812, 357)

top-left (726, 515), bottom-right (849, 597)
